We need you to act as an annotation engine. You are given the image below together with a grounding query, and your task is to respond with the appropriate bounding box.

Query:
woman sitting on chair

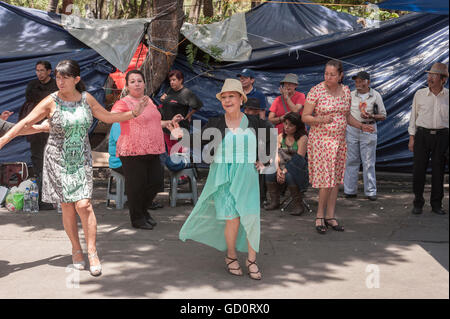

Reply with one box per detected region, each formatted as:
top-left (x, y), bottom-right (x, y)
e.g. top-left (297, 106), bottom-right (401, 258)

top-left (265, 112), bottom-right (308, 215)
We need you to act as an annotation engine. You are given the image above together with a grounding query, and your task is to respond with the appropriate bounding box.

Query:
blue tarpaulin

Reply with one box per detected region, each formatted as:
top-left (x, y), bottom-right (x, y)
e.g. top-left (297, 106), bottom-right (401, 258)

top-left (159, 2), bottom-right (448, 172)
top-left (0, 2), bottom-right (114, 165)
top-left (379, 0), bottom-right (449, 15)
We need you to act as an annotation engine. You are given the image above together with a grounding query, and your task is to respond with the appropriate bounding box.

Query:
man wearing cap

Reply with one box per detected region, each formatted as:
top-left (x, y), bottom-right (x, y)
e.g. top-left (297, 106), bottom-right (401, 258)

top-left (343, 71), bottom-right (386, 201)
top-left (268, 73), bottom-right (305, 134)
top-left (408, 62), bottom-right (449, 215)
top-left (243, 97), bottom-right (266, 119)
top-left (237, 69), bottom-right (267, 119)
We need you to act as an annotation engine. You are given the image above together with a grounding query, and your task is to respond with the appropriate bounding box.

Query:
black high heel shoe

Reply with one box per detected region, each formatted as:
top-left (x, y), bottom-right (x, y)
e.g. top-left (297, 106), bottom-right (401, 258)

top-left (325, 218), bottom-right (344, 232)
top-left (315, 218), bottom-right (327, 234)
top-left (225, 256), bottom-right (243, 276)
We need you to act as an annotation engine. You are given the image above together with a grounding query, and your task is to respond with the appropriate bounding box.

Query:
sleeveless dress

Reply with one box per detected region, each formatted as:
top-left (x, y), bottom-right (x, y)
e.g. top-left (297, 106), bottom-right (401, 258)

top-left (179, 114), bottom-right (261, 253)
top-left (42, 92), bottom-right (93, 203)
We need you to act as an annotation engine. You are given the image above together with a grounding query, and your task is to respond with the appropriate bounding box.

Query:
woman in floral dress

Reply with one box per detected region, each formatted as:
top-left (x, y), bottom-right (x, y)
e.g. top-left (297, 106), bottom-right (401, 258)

top-left (302, 60), bottom-right (374, 234)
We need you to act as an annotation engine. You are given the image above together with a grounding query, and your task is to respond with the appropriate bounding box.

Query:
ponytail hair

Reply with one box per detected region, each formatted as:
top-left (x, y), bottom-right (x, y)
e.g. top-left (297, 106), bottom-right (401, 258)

top-left (55, 59), bottom-right (86, 93)
top-left (76, 80), bottom-right (86, 93)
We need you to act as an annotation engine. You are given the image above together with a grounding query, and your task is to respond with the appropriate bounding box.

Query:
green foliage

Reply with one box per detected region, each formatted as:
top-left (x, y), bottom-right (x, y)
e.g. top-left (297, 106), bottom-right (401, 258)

top-left (3, 0), bottom-right (48, 10)
top-left (185, 42), bottom-right (223, 69)
top-left (316, 0), bottom-right (402, 20)
top-left (208, 45), bottom-right (223, 60)
top-left (2, 0), bottom-right (151, 19)
top-left (186, 42), bottom-right (199, 67)
top-left (331, 6), bottom-right (400, 21)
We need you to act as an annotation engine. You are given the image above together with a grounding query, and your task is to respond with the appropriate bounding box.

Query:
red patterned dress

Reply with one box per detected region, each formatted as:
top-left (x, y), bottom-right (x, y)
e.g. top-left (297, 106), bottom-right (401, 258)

top-left (306, 82), bottom-right (351, 188)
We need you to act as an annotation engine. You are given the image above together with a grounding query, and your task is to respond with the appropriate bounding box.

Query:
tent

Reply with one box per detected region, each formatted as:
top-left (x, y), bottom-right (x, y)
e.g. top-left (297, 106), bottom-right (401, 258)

top-left (109, 43), bottom-right (149, 90)
top-left (0, 1), bottom-right (114, 164)
top-left (1, 0), bottom-right (448, 172)
top-left (0, 1), bottom-right (153, 165)
top-left (161, 0), bottom-right (448, 172)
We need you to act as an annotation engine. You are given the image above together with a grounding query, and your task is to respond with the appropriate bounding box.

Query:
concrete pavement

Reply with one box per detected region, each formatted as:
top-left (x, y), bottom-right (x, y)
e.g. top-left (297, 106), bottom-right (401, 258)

top-left (0, 170), bottom-right (448, 299)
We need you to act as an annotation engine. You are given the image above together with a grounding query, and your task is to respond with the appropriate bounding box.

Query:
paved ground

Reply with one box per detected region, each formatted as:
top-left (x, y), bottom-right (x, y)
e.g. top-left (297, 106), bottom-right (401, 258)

top-left (0, 170), bottom-right (448, 299)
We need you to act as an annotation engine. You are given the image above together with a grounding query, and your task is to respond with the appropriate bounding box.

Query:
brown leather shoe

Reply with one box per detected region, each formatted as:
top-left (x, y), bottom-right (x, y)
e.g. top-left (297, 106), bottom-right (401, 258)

top-left (264, 182), bottom-right (280, 210)
top-left (288, 185), bottom-right (305, 216)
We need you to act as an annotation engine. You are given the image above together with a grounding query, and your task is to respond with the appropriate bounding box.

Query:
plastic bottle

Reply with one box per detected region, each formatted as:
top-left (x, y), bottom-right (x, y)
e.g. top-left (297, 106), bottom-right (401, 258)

top-left (30, 181), bottom-right (39, 213)
top-left (23, 188), bottom-right (31, 213)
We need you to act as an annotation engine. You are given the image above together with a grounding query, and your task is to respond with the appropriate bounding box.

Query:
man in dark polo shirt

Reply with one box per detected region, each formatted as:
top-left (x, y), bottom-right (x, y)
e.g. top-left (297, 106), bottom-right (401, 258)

top-left (237, 68), bottom-right (268, 119)
top-left (160, 70), bottom-right (203, 155)
top-left (19, 60), bottom-right (58, 210)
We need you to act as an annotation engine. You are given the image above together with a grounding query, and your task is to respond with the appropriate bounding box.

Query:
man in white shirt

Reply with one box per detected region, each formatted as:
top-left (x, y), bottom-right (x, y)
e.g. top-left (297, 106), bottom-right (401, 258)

top-left (408, 62), bottom-right (449, 215)
top-left (344, 71), bottom-right (386, 201)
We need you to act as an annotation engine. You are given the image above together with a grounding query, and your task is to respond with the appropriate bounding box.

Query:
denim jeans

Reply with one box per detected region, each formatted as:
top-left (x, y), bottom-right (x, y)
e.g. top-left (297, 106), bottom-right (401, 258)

top-left (266, 171), bottom-right (296, 186)
top-left (343, 125), bottom-right (377, 196)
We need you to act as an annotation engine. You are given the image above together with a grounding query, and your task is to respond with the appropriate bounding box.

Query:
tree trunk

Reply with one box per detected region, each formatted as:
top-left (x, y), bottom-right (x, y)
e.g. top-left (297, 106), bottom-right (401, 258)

top-left (47, 0), bottom-right (59, 12)
top-left (98, 0), bottom-right (105, 19)
top-left (203, 0), bottom-right (213, 17)
top-left (61, 0), bottom-right (74, 14)
top-left (251, 1), bottom-right (262, 9)
top-left (188, 0), bottom-right (202, 23)
top-left (142, 0), bottom-right (185, 95)
top-left (139, 0), bottom-right (147, 17)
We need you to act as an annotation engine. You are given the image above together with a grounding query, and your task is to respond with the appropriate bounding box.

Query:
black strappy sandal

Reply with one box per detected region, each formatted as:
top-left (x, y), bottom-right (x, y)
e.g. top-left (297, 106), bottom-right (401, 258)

top-left (315, 218), bottom-right (327, 234)
top-left (225, 256), bottom-right (243, 276)
top-left (246, 259), bottom-right (262, 280)
top-left (325, 218), bottom-right (344, 232)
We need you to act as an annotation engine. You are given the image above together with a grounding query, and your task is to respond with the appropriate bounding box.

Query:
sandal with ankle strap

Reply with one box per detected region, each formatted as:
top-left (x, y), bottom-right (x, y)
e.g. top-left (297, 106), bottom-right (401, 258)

top-left (315, 218), bottom-right (327, 234)
top-left (72, 250), bottom-right (85, 270)
top-left (246, 259), bottom-right (262, 280)
top-left (88, 251), bottom-right (102, 277)
top-left (225, 256), bottom-right (243, 276)
top-left (325, 218), bottom-right (344, 232)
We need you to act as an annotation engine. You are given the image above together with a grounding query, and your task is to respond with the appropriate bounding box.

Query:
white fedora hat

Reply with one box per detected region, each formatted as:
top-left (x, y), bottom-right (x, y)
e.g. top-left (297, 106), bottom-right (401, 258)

top-left (216, 78), bottom-right (248, 102)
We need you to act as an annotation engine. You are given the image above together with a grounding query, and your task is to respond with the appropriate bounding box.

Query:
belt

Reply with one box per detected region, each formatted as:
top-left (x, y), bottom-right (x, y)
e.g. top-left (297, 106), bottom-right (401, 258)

top-left (417, 127), bottom-right (449, 135)
top-left (361, 121), bottom-right (375, 124)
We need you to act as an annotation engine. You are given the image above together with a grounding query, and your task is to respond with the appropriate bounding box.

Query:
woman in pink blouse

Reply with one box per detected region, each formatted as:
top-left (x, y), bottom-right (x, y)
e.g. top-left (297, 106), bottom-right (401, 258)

top-left (302, 60), bottom-right (374, 234)
top-left (112, 70), bottom-right (183, 230)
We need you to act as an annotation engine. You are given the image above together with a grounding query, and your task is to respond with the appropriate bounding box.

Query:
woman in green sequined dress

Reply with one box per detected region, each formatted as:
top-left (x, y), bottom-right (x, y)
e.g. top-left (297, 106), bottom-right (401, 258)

top-left (0, 60), bottom-right (147, 276)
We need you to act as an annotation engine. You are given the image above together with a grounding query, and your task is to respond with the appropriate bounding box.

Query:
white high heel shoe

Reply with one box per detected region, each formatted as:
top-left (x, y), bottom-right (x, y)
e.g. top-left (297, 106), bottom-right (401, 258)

top-left (88, 251), bottom-right (102, 277)
top-left (72, 250), bottom-right (85, 270)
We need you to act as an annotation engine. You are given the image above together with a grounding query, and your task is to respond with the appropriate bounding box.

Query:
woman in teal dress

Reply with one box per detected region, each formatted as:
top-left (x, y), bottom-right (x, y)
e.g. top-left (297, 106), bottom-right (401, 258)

top-left (0, 60), bottom-right (147, 276)
top-left (178, 79), bottom-right (275, 280)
